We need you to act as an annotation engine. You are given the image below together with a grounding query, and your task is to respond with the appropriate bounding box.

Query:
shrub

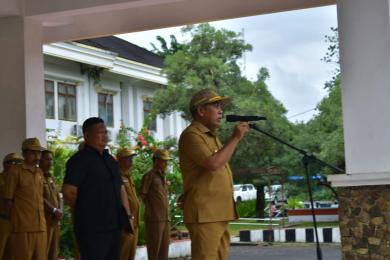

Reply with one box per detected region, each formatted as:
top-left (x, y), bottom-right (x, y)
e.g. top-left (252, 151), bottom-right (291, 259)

top-left (236, 199), bottom-right (256, 218)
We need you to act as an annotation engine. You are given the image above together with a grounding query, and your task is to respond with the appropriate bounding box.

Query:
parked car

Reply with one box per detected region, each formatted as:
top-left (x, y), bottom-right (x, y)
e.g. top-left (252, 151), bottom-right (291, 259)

top-left (264, 184), bottom-right (282, 201)
top-left (233, 184), bottom-right (257, 202)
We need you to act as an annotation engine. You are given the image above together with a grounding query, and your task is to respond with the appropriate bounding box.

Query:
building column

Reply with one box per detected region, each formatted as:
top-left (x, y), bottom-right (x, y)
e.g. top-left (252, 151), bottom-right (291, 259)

top-left (0, 17), bottom-right (45, 163)
top-left (328, 1), bottom-right (390, 259)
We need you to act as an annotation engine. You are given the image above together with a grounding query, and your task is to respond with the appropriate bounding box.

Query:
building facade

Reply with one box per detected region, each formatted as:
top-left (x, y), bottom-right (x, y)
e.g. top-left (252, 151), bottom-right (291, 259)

top-left (43, 36), bottom-right (187, 143)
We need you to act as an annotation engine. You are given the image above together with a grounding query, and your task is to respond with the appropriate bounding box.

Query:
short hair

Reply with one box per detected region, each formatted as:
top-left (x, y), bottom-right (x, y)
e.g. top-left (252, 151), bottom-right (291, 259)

top-left (41, 150), bottom-right (53, 157)
top-left (82, 117), bottom-right (105, 134)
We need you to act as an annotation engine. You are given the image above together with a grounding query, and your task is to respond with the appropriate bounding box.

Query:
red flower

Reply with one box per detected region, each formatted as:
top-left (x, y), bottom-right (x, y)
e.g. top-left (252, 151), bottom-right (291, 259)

top-left (137, 133), bottom-right (147, 146)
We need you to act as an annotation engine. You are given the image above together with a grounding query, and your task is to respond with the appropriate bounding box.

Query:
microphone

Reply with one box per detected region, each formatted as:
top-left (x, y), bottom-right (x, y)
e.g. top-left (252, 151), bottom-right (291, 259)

top-left (226, 115), bottom-right (267, 122)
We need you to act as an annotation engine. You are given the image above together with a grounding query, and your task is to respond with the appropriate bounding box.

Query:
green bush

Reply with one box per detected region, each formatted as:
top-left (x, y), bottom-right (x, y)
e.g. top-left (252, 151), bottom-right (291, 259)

top-left (236, 199), bottom-right (256, 218)
top-left (286, 197), bottom-right (304, 209)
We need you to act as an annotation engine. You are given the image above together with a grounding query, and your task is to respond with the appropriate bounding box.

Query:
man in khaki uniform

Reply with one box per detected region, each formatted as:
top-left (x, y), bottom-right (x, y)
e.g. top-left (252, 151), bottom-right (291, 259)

top-left (140, 149), bottom-right (171, 260)
top-left (3, 138), bottom-right (47, 260)
top-left (178, 89), bottom-right (249, 260)
top-left (40, 150), bottom-right (62, 260)
top-left (117, 148), bottom-right (139, 260)
top-left (0, 153), bottom-right (23, 259)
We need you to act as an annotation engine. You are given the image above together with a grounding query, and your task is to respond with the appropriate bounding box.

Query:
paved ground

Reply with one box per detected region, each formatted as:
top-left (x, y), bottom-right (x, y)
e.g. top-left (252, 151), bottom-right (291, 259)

top-left (229, 243), bottom-right (341, 260)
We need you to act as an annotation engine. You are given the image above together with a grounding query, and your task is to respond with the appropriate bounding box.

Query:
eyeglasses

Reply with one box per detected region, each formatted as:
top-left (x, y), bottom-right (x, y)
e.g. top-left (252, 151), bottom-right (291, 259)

top-left (206, 102), bottom-right (223, 109)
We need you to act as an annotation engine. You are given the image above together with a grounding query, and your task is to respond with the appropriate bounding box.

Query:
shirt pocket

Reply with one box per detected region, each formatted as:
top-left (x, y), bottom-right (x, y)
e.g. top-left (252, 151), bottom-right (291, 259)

top-left (205, 136), bottom-right (219, 154)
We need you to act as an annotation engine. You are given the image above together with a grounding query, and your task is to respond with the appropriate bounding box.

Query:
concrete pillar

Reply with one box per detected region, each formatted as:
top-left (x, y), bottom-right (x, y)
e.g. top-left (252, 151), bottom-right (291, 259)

top-left (328, 1), bottom-right (390, 258)
top-left (329, 0), bottom-right (390, 183)
top-left (0, 17), bottom-right (45, 164)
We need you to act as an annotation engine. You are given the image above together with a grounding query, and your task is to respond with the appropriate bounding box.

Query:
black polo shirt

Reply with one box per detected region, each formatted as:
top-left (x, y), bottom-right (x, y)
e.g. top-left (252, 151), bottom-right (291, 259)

top-left (64, 145), bottom-right (123, 233)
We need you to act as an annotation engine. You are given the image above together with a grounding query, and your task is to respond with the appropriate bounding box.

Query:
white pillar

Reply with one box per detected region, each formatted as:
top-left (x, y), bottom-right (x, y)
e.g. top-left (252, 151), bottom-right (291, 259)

top-left (0, 17), bottom-right (46, 163)
top-left (329, 0), bottom-right (390, 186)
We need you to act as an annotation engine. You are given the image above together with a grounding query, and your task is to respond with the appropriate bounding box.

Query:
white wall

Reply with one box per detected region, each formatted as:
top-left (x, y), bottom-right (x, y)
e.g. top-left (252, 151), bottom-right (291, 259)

top-left (328, 0), bottom-right (390, 186)
top-left (44, 55), bottom-right (187, 144)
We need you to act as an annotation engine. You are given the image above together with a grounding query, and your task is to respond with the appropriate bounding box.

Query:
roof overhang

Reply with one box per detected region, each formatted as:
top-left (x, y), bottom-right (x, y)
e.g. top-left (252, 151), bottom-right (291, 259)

top-left (43, 42), bottom-right (166, 84)
top-left (1, 0), bottom-right (335, 43)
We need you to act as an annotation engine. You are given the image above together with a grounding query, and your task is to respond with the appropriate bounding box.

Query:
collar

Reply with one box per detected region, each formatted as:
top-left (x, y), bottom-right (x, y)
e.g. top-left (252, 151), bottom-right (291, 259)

top-left (120, 169), bottom-right (131, 177)
top-left (22, 163), bottom-right (38, 173)
top-left (191, 121), bottom-right (217, 136)
top-left (151, 167), bottom-right (165, 177)
top-left (84, 144), bottom-right (109, 156)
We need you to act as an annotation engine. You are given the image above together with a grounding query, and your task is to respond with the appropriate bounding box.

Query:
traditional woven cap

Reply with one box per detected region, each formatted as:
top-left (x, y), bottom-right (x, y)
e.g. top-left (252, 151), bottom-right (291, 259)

top-left (3, 153), bottom-right (23, 164)
top-left (189, 89), bottom-right (231, 112)
top-left (22, 138), bottom-right (45, 151)
top-left (117, 148), bottom-right (137, 159)
top-left (153, 149), bottom-right (172, 161)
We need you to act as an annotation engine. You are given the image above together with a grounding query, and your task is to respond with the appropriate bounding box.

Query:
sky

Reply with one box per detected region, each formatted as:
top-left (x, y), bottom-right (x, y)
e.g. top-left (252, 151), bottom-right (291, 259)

top-left (118, 5), bottom-right (338, 122)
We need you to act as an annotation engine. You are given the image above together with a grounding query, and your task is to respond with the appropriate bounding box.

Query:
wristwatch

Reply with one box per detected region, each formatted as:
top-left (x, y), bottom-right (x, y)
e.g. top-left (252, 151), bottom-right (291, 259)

top-left (52, 208), bottom-right (57, 214)
top-left (128, 215), bottom-right (134, 220)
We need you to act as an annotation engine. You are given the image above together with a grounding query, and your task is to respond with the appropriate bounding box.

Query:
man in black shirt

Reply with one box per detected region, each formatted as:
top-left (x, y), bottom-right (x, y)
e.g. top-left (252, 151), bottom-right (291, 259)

top-left (62, 117), bottom-right (133, 260)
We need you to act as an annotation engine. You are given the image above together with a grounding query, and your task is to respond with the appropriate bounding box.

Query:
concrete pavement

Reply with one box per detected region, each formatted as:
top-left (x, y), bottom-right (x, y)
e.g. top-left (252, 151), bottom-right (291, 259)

top-left (229, 243), bottom-right (341, 260)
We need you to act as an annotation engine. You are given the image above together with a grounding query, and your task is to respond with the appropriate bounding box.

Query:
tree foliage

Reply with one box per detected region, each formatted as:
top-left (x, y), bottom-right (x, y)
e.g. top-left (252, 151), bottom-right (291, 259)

top-left (289, 27), bottom-right (343, 200)
top-left (152, 24), bottom-right (252, 120)
top-left (296, 26), bottom-right (344, 173)
top-left (151, 24), bottom-right (296, 181)
top-left (151, 24), bottom-right (344, 202)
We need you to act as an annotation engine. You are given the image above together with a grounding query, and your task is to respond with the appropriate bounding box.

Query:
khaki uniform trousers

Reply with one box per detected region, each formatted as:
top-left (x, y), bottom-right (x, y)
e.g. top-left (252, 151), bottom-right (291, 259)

top-left (145, 221), bottom-right (170, 260)
top-left (46, 225), bottom-right (59, 260)
top-left (120, 227), bottom-right (139, 260)
top-left (8, 231), bottom-right (47, 260)
top-left (0, 231), bottom-right (11, 260)
top-left (0, 219), bottom-right (11, 260)
top-left (186, 222), bottom-right (230, 260)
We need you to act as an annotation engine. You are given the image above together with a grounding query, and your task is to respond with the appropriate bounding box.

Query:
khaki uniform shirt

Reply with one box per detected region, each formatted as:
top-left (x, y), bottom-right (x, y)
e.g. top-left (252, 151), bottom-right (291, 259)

top-left (3, 164), bottom-right (46, 232)
top-left (121, 170), bottom-right (140, 227)
top-left (140, 168), bottom-right (170, 222)
top-left (0, 171), bottom-right (12, 232)
top-left (43, 173), bottom-right (60, 226)
top-left (178, 121), bottom-right (238, 223)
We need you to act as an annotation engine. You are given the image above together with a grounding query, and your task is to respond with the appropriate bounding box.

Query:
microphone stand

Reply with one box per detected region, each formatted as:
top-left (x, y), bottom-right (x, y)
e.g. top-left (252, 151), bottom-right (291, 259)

top-left (249, 123), bottom-right (344, 260)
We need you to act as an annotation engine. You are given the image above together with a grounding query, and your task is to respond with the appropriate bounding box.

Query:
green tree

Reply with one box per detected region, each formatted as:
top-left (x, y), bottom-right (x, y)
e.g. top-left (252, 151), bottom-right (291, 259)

top-left (152, 23), bottom-right (252, 120)
top-left (289, 27), bottom-right (343, 201)
top-left (303, 26), bottom-right (344, 172)
top-left (151, 24), bottom-right (295, 176)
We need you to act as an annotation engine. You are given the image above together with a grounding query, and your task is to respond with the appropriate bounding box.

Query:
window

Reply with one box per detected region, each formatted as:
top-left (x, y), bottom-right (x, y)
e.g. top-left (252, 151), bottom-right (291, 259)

top-left (98, 93), bottom-right (114, 127)
top-left (58, 82), bottom-right (77, 121)
top-left (45, 80), bottom-right (55, 119)
top-left (143, 98), bottom-right (156, 131)
top-left (44, 80), bottom-right (77, 121)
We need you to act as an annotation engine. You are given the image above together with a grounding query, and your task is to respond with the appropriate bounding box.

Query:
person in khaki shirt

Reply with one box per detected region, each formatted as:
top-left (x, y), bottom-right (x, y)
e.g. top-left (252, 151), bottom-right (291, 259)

top-left (178, 89), bottom-right (249, 260)
top-left (117, 148), bottom-right (139, 260)
top-left (140, 149), bottom-right (172, 260)
top-left (40, 150), bottom-right (63, 260)
top-left (3, 138), bottom-right (47, 260)
top-left (0, 153), bottom-right (23, 259)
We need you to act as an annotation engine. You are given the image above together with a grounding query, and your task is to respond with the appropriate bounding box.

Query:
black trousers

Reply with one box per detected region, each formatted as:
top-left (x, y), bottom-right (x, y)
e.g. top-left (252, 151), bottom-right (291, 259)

top-left (75, 229), bottom-right (121, 260)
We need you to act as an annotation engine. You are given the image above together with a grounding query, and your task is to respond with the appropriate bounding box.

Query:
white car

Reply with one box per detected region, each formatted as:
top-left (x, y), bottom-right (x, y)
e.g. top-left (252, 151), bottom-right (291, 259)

top-left (233, 184), bottom-right (257, 202)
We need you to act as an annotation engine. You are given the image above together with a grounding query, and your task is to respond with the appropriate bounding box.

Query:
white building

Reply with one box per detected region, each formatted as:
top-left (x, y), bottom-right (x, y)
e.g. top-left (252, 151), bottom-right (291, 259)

top-left (43, 36), bottom-right (187, 143)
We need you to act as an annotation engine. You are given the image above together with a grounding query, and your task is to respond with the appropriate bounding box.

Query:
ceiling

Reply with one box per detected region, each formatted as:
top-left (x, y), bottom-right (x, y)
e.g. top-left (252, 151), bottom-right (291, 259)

top-left (0, 0), bottom-right (335, 43)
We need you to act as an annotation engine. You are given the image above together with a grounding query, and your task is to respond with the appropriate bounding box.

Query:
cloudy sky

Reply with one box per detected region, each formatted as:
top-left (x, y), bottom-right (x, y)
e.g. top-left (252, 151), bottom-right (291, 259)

top-left (118, 5), bottom-right (338, 122)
